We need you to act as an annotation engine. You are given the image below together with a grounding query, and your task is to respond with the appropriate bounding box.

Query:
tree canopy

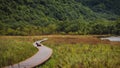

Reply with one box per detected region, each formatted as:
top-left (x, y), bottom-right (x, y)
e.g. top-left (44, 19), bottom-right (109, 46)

top-left (0, 0), bottom-right (120, 35)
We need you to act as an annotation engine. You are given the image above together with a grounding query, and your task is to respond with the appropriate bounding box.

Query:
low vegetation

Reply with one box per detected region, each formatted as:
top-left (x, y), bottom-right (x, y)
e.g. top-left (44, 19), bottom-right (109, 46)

top-left (0, 35), bottom-right (120, 68)
top-left (0, 36), bottom-right (38, 67)
top-left (40, 35), bottom-right (120, 68)
top-left (41, 43), bottom-right (120, 68)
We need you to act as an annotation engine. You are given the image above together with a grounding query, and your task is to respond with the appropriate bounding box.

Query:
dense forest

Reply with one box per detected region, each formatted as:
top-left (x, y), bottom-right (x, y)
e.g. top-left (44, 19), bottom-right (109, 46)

top-left (0, 0), bottom-right (120, 35)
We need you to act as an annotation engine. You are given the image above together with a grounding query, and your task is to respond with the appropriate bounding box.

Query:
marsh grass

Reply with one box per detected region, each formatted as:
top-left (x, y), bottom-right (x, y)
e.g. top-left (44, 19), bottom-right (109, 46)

top-left (0, 37), bottom-right (38, 67)
top-left (40, 43), bottom-right (120, 68)
top-left (0, 35), bottom-right (120, 68)
top-left (39, 35), bottom-right (120, 68)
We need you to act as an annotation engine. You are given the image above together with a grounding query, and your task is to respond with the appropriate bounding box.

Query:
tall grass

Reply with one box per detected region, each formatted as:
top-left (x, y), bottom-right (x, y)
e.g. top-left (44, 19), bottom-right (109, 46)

top-left (40, 43), bottom-right (120, 68)
top-left (0, 35), bottom-right (120, 68)
top-left (41, 35), bottom-right (120, 68)
top-left (0, 37), bottom-right (38, 67)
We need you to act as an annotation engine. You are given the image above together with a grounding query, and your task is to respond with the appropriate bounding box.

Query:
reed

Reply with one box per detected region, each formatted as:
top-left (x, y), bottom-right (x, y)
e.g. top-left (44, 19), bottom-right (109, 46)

top-left (0, 36), bottom-right (38, 67)
top-left (0, 35), bottom-right (120, 68)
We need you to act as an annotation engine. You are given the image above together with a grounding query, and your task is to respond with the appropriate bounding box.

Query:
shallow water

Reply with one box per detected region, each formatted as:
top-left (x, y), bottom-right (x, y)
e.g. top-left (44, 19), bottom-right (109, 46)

top-left (101, 36), bottom-right (120, 42)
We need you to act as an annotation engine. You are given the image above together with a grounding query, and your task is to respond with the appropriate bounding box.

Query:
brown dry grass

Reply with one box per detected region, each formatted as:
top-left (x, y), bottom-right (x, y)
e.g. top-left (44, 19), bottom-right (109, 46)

top-left (0, 35), bottom-right (120, 45)
top-left (40, 35), bottom-right (120, 46)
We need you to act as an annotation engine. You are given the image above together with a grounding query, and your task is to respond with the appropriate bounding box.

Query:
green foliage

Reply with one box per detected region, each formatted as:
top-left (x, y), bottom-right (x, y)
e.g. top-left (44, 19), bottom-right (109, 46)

top-left (0, 0), bottom-right (120, 35)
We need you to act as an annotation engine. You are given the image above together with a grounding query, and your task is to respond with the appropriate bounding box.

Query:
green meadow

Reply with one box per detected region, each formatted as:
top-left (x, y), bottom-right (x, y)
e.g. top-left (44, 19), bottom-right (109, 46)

top-left (40, 43), bottom-right (120, 68)
top-left (0, 35), bottom-right (120, 68)
top-left (0, 36), bottom-right (38, 67)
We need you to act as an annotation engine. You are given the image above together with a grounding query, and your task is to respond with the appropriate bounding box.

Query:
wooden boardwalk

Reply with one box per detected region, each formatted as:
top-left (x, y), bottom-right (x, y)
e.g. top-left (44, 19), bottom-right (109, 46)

top-left (4, 39), bottom-right (52, 68)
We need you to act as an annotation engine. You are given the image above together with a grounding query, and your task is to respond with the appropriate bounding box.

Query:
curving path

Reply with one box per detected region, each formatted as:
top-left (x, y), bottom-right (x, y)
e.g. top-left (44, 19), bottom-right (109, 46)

top-left (4, 39), bottom-right (52, 68)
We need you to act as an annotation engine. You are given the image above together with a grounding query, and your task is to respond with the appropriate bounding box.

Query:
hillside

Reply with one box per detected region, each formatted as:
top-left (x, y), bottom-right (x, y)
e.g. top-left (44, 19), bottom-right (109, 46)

top-left (0, 0), bottom-right (120, 35)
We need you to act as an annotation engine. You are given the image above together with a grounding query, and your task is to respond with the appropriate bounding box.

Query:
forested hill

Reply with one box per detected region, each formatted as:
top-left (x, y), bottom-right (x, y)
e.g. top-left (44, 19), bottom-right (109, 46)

top-left (0, 0), bottom-right (120, 35)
